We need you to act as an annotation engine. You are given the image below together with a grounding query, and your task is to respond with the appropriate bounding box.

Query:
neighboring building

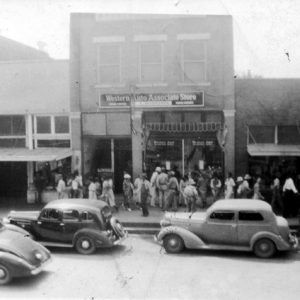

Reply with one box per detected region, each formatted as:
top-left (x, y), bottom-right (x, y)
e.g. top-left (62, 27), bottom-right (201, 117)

top-left (235, 78), bottom-right (300, 182)
top-left (70, 13), bottom-right (235, 192)
top-left (0, 53), bottom-right (70, 202)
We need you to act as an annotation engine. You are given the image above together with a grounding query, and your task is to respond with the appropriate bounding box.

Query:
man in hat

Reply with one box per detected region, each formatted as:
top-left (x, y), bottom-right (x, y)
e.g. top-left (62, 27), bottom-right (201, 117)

top-left (183, 179), bottom-right (199, 212)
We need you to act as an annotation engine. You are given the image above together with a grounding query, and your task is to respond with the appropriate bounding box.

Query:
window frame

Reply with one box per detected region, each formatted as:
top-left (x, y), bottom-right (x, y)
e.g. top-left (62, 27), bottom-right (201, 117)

top-left (238, 211), bottom-right (265, 222)
top-left (209, 210), bottom-right (235, 221)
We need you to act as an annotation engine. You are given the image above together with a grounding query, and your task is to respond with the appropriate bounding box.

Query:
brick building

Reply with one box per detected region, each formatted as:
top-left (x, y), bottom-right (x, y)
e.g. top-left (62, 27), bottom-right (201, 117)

top-left (70, 13), bottom-right (235, 192)
top-left (235, 78), bottom-right (300, 183)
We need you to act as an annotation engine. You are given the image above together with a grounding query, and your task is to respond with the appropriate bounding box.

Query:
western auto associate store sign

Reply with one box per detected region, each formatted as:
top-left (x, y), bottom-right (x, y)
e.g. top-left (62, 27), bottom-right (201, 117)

top-left (99, 92), bottom-right (204, 108)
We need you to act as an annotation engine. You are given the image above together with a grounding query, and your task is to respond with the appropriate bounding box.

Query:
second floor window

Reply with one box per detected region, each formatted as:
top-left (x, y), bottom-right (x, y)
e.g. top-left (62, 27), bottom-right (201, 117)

top-left (139, 42), bottom-right (163, 83)
top-left (180, 40), bottom-right (206, 83)
top-left (97, 44), bottom-right (121, 85)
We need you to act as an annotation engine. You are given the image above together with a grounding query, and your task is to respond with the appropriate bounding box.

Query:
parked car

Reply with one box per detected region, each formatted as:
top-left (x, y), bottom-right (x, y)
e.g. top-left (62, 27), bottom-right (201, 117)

top-left (6, 198), bottom-right (127, 255)
top-left (0, 221), bottom-right (51, 284)
top-left (155, 199), bottom-right (298, 258)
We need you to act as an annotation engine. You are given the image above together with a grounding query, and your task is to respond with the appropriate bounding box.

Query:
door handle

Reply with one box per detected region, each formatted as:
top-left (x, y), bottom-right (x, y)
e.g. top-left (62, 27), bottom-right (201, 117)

top-left (60, 223), bottom-right (65, 226)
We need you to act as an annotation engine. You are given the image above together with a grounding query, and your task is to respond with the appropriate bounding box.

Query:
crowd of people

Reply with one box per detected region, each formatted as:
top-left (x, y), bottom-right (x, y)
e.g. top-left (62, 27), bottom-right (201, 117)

top-left (45, 166), bottom-right (300, 218)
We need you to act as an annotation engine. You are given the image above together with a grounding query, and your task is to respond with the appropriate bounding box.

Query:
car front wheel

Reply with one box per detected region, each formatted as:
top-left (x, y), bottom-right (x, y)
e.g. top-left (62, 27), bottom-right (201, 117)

top-left (163, 234), bottom-right (184, 253)
top-left (253, 238), bottom-right (276, 258)
top-left (75, 235), bottom-right (96, 255)
top-left (0, 264), bottom-right (12, 285)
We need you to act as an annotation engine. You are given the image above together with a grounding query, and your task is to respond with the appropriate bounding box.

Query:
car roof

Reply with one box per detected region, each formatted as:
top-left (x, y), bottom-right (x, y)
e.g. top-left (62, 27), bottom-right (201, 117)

top-left (44, 198), bottom-right (108, 212)
top-left (208, 199), bottom-right (272, 212)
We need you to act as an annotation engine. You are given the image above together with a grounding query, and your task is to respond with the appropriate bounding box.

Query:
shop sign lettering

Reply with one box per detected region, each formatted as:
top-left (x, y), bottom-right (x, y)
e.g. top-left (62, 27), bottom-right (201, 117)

top-left (154, 140), bottom-right (175, 147)
top-left (99, 92), bottom-right (204, 108)
top-left (192, 140), bottom-right (214, 146)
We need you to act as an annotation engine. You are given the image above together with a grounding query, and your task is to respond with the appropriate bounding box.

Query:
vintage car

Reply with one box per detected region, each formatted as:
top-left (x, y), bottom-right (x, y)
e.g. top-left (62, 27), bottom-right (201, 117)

top-left (0, 221), bottom-right (51, 284)
top-left (6, 198), bottom-right (127, 255)
top-left (155, 199), bottom-right (298, 258)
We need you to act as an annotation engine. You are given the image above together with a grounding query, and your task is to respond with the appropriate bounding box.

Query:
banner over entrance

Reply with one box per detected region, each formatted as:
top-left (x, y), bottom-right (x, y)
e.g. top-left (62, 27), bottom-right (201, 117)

top-left (99, 92), bottom-right (204, 108)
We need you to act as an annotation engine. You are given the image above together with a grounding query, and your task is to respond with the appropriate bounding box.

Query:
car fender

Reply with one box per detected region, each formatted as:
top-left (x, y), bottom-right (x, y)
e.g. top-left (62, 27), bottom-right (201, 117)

top-left (250, 231), bottom-right (290, 251)
top-left (73, 228), bottom-right (112, 247)
top-left (157, 226), bottom-right (206, 249)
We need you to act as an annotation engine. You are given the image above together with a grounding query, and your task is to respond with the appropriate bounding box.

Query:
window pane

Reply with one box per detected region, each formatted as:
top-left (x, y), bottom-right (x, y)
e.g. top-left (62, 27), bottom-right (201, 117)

top-left (12, 116), bottom-right (26, 135)
top-left (184, 62), bottom-right (205, 82)
top-left (99, 65), bottom-right (120, 83)
top-left (0, 117), bottom-right (12, 135)
top-left (37, 116), bottom-right (51, 133)
top-left (55, 116), bottom-right (69, 133)
top-left (37, 140), bottom-right (70, 148)
top-left (141, 43), bottom-right (161, 63)
top-left (239, 212), bottom-right (264, 221)
top-left (94, 139), bottom-right (112, 169)
top-left (210, 212), bottom-right (234, 220)
top-left (141, 64), bottom-right (161, 81)
top-left (278, 126), bottom-right (300, 145)
top-left (63, 210), bottom-right (79, 221)
top-left (99, 45), bottom-right (119, 64)
top-left (0, 139), bottom-right (26, 147)
top-left (248, 126), bottom-right (274, 144)
top-left (183, 41), bottom-right (205, 61)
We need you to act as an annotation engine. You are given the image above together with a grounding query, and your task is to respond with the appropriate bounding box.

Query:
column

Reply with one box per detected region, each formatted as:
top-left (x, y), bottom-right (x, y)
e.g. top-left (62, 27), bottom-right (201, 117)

top-left (224, 109), bottom-right (235, 177)
top-left (131, 110), bottom-right (143, 179)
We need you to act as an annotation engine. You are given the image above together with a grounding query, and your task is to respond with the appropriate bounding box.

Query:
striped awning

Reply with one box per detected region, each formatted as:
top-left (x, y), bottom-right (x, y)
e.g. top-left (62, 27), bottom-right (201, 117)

top-left (0, 148), bottom-right (72, 162)
top-left (247, 144), bottom-right (300, 156)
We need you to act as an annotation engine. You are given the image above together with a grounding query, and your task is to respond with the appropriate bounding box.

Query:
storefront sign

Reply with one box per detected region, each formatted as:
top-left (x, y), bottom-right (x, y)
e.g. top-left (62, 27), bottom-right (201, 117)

top-left (154, 140), bottom-right (175, 147)
top-left (99, 92), bottom-right (204, 108)
top-left (192, 140), bottom-right (214, 146)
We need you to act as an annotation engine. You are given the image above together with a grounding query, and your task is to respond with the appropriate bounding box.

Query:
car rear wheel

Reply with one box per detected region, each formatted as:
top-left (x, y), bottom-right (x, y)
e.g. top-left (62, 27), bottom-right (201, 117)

top-left (75, 235), bottom-right (96, 255)
top-left (253, 238), bottom-right (276, 258)
top-left (163, 234), bottom-right (184, 253)
top-left (0, 264), bottom-right (12, 285)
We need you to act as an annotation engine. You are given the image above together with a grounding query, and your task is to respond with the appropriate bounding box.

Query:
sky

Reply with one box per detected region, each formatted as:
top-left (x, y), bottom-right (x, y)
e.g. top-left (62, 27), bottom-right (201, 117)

top-left (0, 0), bottom-right (299, 78)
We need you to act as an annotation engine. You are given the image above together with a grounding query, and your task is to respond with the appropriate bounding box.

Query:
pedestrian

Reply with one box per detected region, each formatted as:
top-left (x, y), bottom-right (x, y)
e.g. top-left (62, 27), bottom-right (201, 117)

top-left (224, 172), bottom-right (235, 199)
top-left (239, 174), bottom-right (252, 198)
top-left (150, 167), bottom-right (161, 207)
top-left (210, 173), bottom-right (222, 203)
top-left (95, 177), bottom-right (102, 199)
top-left (164, 171), bottom-right (179, 211)
top-left (70, 174), bottom-right (80, 198)
top-left (56, 174), bottom-right (66, 199)
top-left (102, 175), bottom-right (117, 212)
top-left (73, 170), bottom-right (83, 198)
top-left (133, 175), bottom-right (142, 208)
top-left (197, 171), bottom-right (209, 208)
top-left (183, 179), bottom-right (199, 212)
top-left (270, 177), bottom-right (283, 215)
top-left (252, 177), bottom-right (264, 200)
top-left (34, 171), bottom-right (45, 204)
top-left (122, 174), bottom-right (133, 211)
top-left (179, 174), bottom-right (189, 207)
top-left (156, 167), bottom-right (169, 210)
top-left (236, 176), bottom-right (244, 198)
top-left (140, 173), bottom-right (151, 217)
top-left (282, 174), bottom-right (298, 217)
top-left (88, 177), bottom-right (97, 200)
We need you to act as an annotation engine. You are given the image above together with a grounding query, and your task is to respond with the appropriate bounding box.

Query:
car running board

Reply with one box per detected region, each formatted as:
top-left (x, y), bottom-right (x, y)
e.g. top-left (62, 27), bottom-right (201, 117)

top-left (39, 241), bottom-right (73, 248)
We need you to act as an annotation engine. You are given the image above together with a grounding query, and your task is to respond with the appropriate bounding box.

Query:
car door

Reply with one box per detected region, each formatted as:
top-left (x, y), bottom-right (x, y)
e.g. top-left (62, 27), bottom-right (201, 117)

top-left (201, 210), bottom-right (237, 245)
top-left (60, 209), bottom-right (81, 242)
top-left (34, 208), bottom-right (64, 242)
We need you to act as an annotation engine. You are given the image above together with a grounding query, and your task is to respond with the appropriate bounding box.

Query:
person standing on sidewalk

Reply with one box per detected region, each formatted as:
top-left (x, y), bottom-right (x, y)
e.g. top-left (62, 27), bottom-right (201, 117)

top-left (56, 174), bottom-right (66, 199)
top-left (88, 177), bottom-right (97, 200)
top-left (140, 173), bottom-right (151, 217)
top-left (122, 174), bottom-right (133, 211)
top-left (252, 177), bottom-right (264, 200)
top-left (184, 179), bottom-right (199, 213)
top-left (210, 174), bottom-right (222, 203)
top-left (271, 177), bottom-right (283, 215)
top-left (165, 171), bottom-right (179, 211)
top-left (150, 167), bottom-right (161, 207)
top-left (224, 172), bottom-right (235, 199)
top-left (157, 167), bottom-right (169, 210)
top-left (282, 174), bottom-right (298, 217)
top-left (102, 175), bottom-right (117, 212)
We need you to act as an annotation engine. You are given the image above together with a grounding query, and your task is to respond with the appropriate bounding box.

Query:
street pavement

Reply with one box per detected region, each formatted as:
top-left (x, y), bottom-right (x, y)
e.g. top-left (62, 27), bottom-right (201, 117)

top-left (0, 234), bottom-right (300, 300)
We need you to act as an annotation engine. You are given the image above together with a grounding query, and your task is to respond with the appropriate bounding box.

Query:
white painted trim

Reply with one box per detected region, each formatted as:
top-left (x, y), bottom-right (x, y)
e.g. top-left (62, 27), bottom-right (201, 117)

top-left (178, 82), bottom-right (211, 87)
top-left (136, 82), bottom-right (168, 88)
top-left (93, 36), bottom-right (125, 43)
top-left (177, 33), bottom-right (211, 40)
top-left (133, 34), bottom-right (167, 42)
top-left (223, 109), bottom-right (236, 117)
top-left (94, 83), bottom-right (126, 89)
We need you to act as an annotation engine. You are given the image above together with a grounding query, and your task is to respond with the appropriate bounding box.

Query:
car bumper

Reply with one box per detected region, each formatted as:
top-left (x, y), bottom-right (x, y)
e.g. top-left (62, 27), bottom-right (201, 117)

top-left (113, 231), bottom-right (128, 246)
top-left (289, 233), bottom-right (299, 250)
top-left (30, 256), bottom-right (52, 275)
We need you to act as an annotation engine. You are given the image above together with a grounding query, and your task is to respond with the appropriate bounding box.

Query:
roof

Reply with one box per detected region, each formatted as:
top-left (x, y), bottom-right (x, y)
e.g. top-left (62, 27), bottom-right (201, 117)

top-left (209, 199), bottom-right (272, 211)
top-left (44, 199), bottom-right (108, 211)
top-left (247, 144), bottom-right (300, 157)
top-left (0, 148), bottom-right (72, 162)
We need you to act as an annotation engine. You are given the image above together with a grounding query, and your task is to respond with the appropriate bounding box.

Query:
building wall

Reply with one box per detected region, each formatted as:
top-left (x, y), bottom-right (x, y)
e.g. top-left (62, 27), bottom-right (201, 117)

top-left (70, 13), bottom-right (234, 178)
top-left (235, 78), bottom-right (300, 176)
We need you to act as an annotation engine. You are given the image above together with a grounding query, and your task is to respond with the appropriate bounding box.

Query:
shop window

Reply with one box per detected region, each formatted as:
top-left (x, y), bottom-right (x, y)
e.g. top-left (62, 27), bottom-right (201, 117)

top-left (0, 115), bottom-right (25, 136)
top-left (97, 44), bottom-right (121, 84)
top-left (248, 126), bottom-right (275, 144)
top-left (206, 112), bottom-right (222, 123)
top-left (36, 116), bottom-right (51, 134)
top-left (139, 42), bottom-right (163, 82)
top-left (278, 126), bottom-right (300, 145)
top-left (55, 116), bottom-right (69, 134)
top-left (0, 139), bottom-right (26, 147)
top-left (180, 40), bottom-right (206, 83)
top-left (37, 140), bottom-right (71, 148)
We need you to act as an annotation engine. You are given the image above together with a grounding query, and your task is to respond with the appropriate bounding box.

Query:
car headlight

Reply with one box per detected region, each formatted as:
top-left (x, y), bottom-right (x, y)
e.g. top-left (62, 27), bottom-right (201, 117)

top-left (35, 252), bottom-right (43, 260)
top-left (2, 217), bottom-right (10, 224)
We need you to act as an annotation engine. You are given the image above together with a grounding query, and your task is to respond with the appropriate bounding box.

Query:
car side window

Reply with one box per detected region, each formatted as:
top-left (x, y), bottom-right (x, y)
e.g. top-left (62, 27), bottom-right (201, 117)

top-left (81, 211), bottom-right (95, 222)
top-left (209, 211), bottom-right (235, 221)
top-left (40, 209), bottom-right (61, 221)
top-left (62, 210), bottom-right (79, 221)
top-left (239, 211), bottom-right (264, 221)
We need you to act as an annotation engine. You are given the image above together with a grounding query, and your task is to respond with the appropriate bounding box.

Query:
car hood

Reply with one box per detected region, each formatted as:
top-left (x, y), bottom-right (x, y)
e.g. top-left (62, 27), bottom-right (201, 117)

top-left (164, 211), bottom-right (206, 223)
top-left (8, 210), bottom-right (40, 221)
top-left (0, 229), bottom-right (50, 265)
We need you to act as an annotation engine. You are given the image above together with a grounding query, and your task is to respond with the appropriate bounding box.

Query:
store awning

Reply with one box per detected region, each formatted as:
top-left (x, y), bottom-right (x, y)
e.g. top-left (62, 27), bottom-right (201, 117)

top-left (0, 148), bottom-right (72, 162)
top-left (247, 144), bottom-right (300, 157)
